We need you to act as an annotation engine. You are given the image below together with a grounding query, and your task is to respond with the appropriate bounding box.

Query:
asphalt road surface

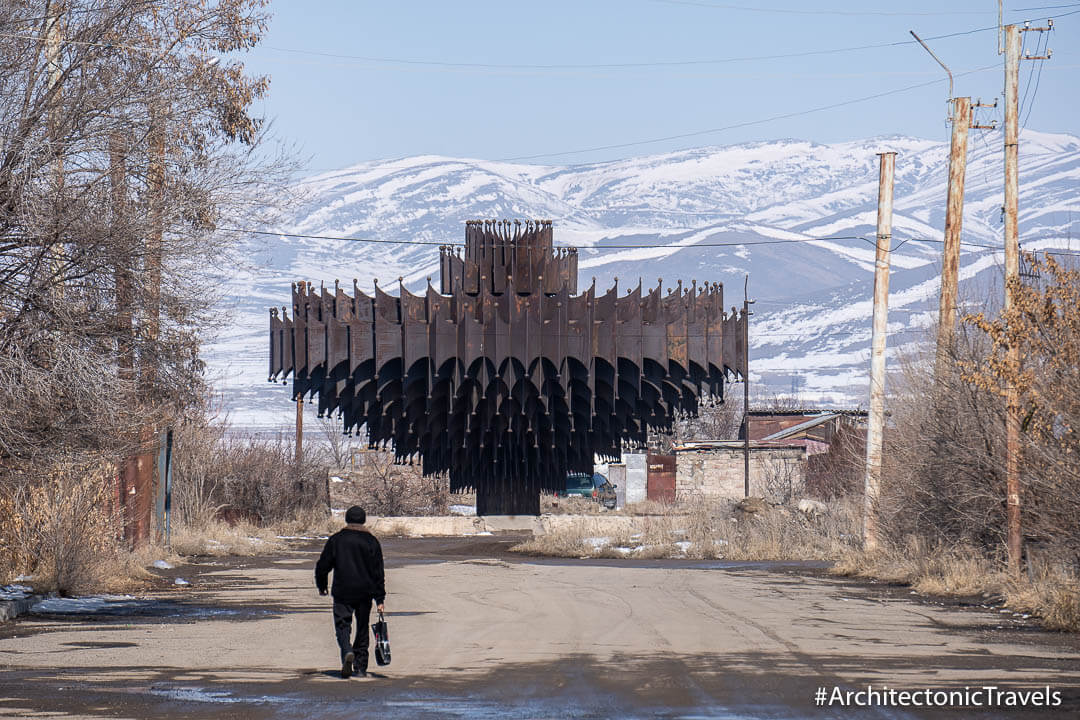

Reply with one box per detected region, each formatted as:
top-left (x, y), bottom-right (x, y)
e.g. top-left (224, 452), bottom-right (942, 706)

top-left (1, 535), bottom-right (1078, 719)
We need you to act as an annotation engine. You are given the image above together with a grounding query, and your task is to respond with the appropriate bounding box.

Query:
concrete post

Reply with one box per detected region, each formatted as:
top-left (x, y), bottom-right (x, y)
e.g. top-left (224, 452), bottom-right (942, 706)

top-left (1003, 24), bottom-right (1023, 575)
top-left (863, 151), bottom-right (896, 552)
top-left (936, 96), bottom-right (971, 370)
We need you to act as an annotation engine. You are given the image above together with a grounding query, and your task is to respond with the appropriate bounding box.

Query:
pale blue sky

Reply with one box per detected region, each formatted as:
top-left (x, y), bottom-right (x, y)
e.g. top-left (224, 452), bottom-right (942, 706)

top-left (243, 1), bottom-right (1080, 170)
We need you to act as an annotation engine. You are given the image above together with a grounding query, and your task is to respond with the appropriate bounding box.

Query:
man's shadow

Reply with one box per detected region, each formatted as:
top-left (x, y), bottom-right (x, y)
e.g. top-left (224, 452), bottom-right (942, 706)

top-left (310, 669), bottom-right (389, 679)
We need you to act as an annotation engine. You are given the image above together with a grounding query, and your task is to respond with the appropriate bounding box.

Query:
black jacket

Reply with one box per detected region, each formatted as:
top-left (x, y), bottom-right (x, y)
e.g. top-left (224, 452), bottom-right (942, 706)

top-left (315, 528), bottom-right (386, 603)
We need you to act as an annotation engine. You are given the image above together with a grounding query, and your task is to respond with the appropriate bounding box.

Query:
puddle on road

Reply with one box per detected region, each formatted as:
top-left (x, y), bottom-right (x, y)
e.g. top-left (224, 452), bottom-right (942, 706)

top-left (148, 685), bottom-right (285, 705)
top-left (378, 696), bottom-right (775, 719)
top-left (140, 685), bottom-right (795, 719)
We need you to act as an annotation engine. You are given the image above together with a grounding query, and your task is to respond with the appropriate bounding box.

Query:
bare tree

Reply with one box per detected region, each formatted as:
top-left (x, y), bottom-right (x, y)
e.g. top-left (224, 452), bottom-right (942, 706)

top-left (0, 0), bottom-right (288, 465)
top-left (317, 415), bottom-right (356, 471)
top-left (0, 1), bottom-right (295, 571)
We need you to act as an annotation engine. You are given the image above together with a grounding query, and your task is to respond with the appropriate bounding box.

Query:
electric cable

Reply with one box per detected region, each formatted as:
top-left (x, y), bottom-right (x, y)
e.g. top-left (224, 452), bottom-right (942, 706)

top-left (220, 226), bottom-right (1008, 252)
top-left (498, 67), bottom-right (998, 161)
top-left (1021, 32), bottom-right (1050, 129)
top-left (650, 0), bottom-right (1080, 15)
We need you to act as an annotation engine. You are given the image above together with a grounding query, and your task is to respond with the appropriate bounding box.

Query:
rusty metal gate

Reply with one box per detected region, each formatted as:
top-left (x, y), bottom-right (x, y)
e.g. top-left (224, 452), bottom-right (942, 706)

top-left (646, 454), bottom-right (676, 503)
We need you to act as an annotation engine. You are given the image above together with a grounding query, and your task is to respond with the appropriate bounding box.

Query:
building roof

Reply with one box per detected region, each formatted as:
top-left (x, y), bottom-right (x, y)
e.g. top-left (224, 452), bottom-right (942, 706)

top-left (673, 440), bottom-right (808, 452)
top-left (746, 408), bottom-right (868, 417)
top-left (759, 413), bottom-right (844, 441)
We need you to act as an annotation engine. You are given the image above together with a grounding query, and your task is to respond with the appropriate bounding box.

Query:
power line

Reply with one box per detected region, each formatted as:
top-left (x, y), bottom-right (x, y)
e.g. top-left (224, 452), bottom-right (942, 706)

top-left (499, 66), bottom-right (999, 161)
top-left (224, 226), bottom-right (866, 247)
top-left (649, 0), bottom-right (1001, 15)
top-left (222, 226), bottom-right (1016, 253)
top-left (262, 24), bottom-right (1010, 73)
top-left (255, 6), bottom-right (1080, 74)
top-left (1021, 32), bottom-right (1050, 130)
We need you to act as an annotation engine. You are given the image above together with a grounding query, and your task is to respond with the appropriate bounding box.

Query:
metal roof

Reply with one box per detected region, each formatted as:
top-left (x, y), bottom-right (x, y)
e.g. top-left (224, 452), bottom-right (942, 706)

top-left (759, 413), bottom-right (844, 441)
top-left (745, 408), bottom-right (868, 417)
top-left (673, 440), bottom-right (808, 452)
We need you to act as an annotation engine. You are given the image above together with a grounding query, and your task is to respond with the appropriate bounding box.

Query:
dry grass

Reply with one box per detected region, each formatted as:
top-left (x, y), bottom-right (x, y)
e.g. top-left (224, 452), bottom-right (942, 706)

top-left (1006, 569), bottom-right (1080, 632)
top-left (167, 505), bottom-right (337, 557)
top-left (833, 540), bottom-right (1080, 632)
top-left (168, 521), bottom-right (283, 558)
top-left (513, 497), bottom-right (861, 562)
top-left (379, 521), bottom-right (413, 538)
top-left (0, 459), bottom-right (118, 595)
top-left (539, 493), bottom-right (674, 517)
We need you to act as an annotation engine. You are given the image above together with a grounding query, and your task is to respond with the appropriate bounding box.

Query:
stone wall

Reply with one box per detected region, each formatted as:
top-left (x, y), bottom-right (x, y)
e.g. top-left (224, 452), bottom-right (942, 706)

top-left (675, 446), bottom-right (807, 502)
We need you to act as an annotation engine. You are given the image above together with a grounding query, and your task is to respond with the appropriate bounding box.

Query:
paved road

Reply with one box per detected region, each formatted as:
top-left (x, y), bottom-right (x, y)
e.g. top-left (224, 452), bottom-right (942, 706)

top-left (1, 536), bottom-right (1077, 719)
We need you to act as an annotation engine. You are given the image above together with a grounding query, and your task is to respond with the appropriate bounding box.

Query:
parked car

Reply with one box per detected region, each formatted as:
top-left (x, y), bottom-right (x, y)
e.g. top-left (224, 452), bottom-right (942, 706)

top-left (560, 472), bottom-right (618, 509)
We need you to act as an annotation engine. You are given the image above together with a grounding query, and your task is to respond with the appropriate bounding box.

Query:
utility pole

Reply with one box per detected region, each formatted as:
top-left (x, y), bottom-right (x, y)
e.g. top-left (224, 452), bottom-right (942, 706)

top-left (936, 95), bottom-right (971, 369)
top-left (742, 275), bottom-right (752, 497)
top-left (908, 32), bottom-right (992, 373)
top-left (110, 130), bottom-right (137, 540)
top-left (863, 152), bottom-right (895, 553)
top-left (295, 395), bottom-right (304, 466)
top-left (1003, 22), bottom-right (1022, 576)
top-left (46, 3), bottom-right (65, 296)
top-left (132, 100), bottom-right (167, 546)
top-left (1002, 20), bottom-right (1052, 574)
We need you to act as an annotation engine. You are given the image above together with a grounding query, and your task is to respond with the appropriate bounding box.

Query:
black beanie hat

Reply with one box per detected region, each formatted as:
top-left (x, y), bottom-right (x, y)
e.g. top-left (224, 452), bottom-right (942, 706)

top-left (345, 506), bottom-right (366, 524)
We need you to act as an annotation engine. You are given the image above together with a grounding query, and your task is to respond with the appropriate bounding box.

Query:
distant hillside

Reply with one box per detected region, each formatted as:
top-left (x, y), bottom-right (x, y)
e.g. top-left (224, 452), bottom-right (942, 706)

top-left (208, 130), bottom-right (1080, 429)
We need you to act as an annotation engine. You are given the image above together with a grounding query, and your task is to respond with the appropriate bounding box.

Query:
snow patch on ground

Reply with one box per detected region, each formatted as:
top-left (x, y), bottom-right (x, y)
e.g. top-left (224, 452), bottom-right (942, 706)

top-left (32, 595), bottom-right (137, 613)
top-left (0, 585), bottom-right (33, 600)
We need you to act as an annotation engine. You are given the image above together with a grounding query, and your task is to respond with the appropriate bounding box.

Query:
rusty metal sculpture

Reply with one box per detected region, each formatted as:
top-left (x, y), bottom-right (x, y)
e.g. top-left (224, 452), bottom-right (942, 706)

top-left (269, 220), bottom-right (747, 515)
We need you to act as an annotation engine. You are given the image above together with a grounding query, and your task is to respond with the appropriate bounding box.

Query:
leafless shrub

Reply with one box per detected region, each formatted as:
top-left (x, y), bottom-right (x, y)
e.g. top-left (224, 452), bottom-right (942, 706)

top-left (878, 326), bottom-right (1007, 548)
top-left (675, 393), bottom-right (742, 442)
top-left (807, 425), bottom-right (864, 499)
top-left (341, 451), bottom-right (449, 517)
top-left (760, 454), bottom-right (802, 505)
top-left (317, 415), bottom-right (358, 471)
top-left (840, 277), bottom-right (1080, 629)
top-left (171, 404), bottom-right (329, 529)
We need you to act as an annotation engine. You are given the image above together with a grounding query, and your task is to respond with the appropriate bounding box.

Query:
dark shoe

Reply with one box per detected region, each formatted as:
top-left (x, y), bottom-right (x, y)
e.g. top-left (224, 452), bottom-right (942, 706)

top-left (341, 652), bottom-right (355, 679)
top-left (355, 670), bottom-right (367, 678)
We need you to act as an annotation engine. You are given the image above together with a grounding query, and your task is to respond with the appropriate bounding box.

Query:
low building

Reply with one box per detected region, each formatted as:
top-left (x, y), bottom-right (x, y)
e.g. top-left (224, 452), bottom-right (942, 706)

top-left (745, 410), bottom-right (867, 498)
top-left (673, 440), bottom-right (807, 502)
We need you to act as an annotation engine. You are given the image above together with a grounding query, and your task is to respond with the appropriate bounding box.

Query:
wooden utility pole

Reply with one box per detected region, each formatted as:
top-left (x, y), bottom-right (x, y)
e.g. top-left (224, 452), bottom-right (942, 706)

top-left (110, 131), bottom-right (138, 539)
top-left (295, 396), bottom-right (304, 465)
top-left (936, 96), bottom-right (971, 369)
top-left (863, 151), bottom-right (896, 553)
top-left (130, 101), bottom-right (167, 546)
top-left (1003, 24), bottom-right (1023, 574)
top-left (46, 4), bottom-right (65, 295)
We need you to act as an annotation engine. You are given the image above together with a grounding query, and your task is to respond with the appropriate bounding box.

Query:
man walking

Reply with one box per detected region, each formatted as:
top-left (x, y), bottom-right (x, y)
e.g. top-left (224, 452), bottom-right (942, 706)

top-left (315, 506), bottom-right (386, 678)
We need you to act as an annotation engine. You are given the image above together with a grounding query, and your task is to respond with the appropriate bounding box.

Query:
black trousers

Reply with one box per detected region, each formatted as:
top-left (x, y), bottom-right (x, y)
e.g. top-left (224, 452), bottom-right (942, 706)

top-left (332, 598), bottom-right (373, 671)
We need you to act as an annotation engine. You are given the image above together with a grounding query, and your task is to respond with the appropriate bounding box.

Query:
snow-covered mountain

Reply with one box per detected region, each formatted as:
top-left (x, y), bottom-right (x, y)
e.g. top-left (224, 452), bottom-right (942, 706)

top-left (210, 130), bottom-right (1080, 429)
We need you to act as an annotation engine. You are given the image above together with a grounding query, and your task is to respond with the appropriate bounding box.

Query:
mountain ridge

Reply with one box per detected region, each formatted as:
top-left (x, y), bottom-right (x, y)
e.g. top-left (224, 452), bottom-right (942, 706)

top-left (210, 130), bottom-right (1080, 429)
